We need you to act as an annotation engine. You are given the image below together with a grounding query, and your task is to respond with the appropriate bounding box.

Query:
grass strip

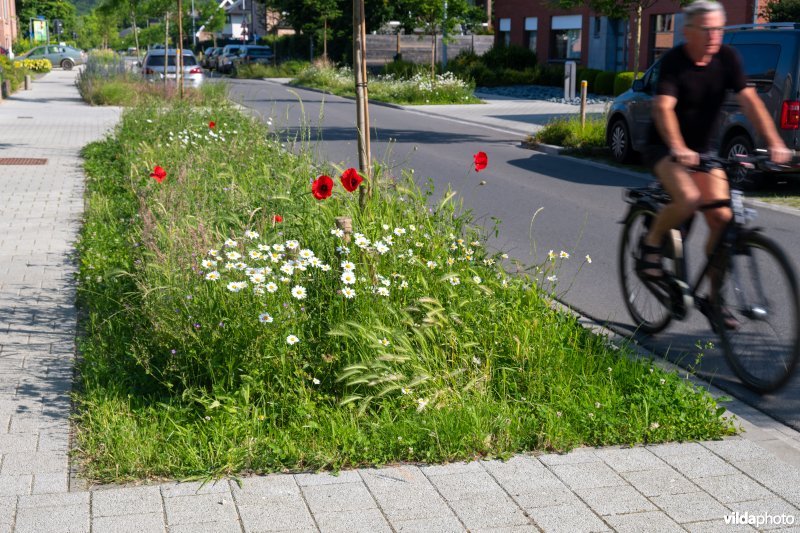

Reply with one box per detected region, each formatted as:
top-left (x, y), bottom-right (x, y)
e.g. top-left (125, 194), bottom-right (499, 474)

top-left (73, 95), bottom-right (736, 483)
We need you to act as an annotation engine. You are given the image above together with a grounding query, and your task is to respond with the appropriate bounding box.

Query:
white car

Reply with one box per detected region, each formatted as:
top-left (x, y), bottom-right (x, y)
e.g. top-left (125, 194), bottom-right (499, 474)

top-left (140, 49), bottom-right (204, 87)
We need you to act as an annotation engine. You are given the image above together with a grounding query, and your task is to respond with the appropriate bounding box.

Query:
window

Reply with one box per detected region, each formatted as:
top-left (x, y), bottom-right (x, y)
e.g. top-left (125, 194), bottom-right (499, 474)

top-left (650, 14), bottom-right (674, 63)
top-left (525, 17), bottom-right (537, 52)
top-left (551, 15), bottom-right (582, 60)
top-left (499, 18), bottom-right (511, 47)
top-left (593, 17), bottom-right (601, 38)
top-left (733, 44), bottom-right (781, 85)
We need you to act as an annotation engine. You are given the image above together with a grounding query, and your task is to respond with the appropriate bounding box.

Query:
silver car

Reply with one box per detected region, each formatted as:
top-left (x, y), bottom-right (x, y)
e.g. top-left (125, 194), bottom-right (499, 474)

top-left (140, 49), bottom-right (204, 87)
top-left (19, 44), bottom-right (86, 70)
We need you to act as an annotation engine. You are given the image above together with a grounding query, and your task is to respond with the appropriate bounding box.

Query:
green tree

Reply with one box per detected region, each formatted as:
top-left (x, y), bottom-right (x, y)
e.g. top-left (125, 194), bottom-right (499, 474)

top-left (761, 0), bottom-right (800, 22)
top-left (16, 0), bottom-right (77, 42)
top-left (394, 0), bottom-right (482, 77)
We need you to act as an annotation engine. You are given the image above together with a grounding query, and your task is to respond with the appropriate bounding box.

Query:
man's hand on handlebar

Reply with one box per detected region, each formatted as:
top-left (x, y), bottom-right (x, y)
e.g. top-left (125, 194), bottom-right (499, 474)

top-left (768, 144), bottom-right (792, 165)
top-left (670, 146), bottom-right (700, 167)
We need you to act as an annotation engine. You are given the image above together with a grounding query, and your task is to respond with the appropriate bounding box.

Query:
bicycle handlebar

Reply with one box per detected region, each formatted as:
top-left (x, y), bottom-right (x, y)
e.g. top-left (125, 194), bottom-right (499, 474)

top-left (680, 149), bottom-right (800, 174)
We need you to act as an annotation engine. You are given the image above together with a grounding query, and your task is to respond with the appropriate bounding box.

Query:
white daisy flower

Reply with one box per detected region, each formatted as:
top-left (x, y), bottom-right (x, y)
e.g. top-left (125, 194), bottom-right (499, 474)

top-left (449, 276), bottom-right (461, 286)
top-left (250, 273), bottom-right (266, 284)
top-left (375, 242), bottom-right (390, 255)
top-left (259, 313), bottom-right (273, 323)
top-left (383, 235), bottom-right (394, 245)
top-left (265, 282), bottom-right (278, 293)
top-left (272, 244), bottom-right (285, 252)
top-left (224, 262), bottom-right (236, 270)
top-left (341, 271), bottom-right (356, 285)
top-left (548, 250), bottom-right (556, 261)
top-left (320, 264), bottom-right (332, 272)
top-left (253, 286), bottom-right (265, 295)
top-left (299, 249), bottom-right (314, 259)
top-left (400, 280), bottom-right (409, 289)
top-left (382, 224), bottom-right (390, 230)
top-left (234, 262), bottom-right (248, 270)
top-left (379, 338), bottom-right (390, 347)
top-left (280, 263), bottom-right (295, 275)
top-left (269, 252), bottom-right (283, 263)
top-left (483, 258), bottom-right (495, 266)
top-left (330, 228), bottom-right (345, 238)
top-left (208, 249), bottom-right (219, 257)
top-left (560, 250), bottom-right (570, 259)
top-left (286, 335), bottom-right (299, 345)
top-left (224, 239), bottom-right (237, 248)
top-left (248, 250), bottom-right (262, 260)
top-left (446, 257), bottom-right (455, 266)
top-left (226, 251), bottom-right (241, 260)
top-left (376, 287), bottom-right (390, 297)
top-left (336, 246), bottom-right (351, 255)
top-left (394, 227), bottom-right (406, 236)
top-left (312, 378), bottom-right (321, 385)
top-left (586, 255), bottom-right (592, 264)
top-left (308, 257), bottom-right (322, 267)
top-left (227, 281), bottom-right (247, 292)
top-left (473, 276), bottom-right (482, 284)
top-left (341, 261), bottom-right (355, 270)
top-left (470, 241), bottom-right (481, 247)
top-left (342, 287), bottom-right (356, 299)
top-left (426, 260), bottom-right (437, 269)
top-left (291, 285), bottom-right (307, 299)
top-left (244, 230), bottom-right (260, 239)
top-left (201, 259), bottom-right (217, 269)
top-left (354, 236), bottom-right (370, 249)
top-left (285, 240), bottom-right (299, 250)
top-left (546, 275), bottom-right (558, 282)
top-left (280, 277), bottom-right (290, 284)
top-left (415, 242), bottom-right (424, 248)
top-left (258, 244), bottom-right (271, 251)
top-left (205, 271), bottom-right (220, 281)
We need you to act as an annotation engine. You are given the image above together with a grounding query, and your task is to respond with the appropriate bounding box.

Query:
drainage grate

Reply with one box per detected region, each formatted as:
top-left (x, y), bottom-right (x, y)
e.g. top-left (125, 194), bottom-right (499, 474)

top-left (0, 158), bottom-right (48, 165)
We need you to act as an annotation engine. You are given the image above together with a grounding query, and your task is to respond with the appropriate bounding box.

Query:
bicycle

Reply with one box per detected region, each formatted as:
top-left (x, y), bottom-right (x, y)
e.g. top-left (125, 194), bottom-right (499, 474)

top-left (619, 152), bottom-right (800, 393)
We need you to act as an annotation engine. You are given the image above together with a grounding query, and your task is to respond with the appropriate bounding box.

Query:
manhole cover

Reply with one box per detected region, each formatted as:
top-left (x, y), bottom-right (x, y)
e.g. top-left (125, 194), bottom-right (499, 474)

top-left (0, 158), bottom-right (48, 165)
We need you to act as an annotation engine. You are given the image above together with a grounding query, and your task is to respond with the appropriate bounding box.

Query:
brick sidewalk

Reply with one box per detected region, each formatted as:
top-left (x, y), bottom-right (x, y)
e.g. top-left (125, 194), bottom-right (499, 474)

top-left (1, 71), bottom-right (799, 532)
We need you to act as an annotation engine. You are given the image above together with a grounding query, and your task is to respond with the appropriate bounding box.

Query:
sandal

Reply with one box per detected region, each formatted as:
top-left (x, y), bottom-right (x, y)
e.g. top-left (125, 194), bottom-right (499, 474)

top-left (636, 237), bottom-right (665, 282)
top-left (697, 296), bottom-right (741, 332)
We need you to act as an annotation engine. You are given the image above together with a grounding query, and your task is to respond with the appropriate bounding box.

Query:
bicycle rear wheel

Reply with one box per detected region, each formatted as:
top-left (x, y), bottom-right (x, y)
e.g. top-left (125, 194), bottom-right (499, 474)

top-left (619, 206), bottom-right (673, 334)
top-left (716, 232), bottom-right (800, 393)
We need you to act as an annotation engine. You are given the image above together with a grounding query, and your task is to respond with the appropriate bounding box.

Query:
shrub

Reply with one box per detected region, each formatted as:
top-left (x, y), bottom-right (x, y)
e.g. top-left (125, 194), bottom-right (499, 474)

top-left (534, 64), bottom-right (564, 87)
top-left (576, 68), bottom-right (602, 92)
top-left (594, 71), bottom-right (616, 95)
top-left (480, 44), bottom-right (537, 70)
top-left (613, 71), bottom-right (641, 96)
top-left (0, 55), bottom-right (27, 93)
top-left (382, 59), bottom-right (426, 79)
top-left (15, 58), bottom-right (52, 73)
top-left (533, 116), bottom-right (607, 150)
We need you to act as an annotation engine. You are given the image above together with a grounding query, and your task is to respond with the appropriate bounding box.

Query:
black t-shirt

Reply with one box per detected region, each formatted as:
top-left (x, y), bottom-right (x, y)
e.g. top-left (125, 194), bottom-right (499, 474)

top-left (649, 44), bottom-right (747, 152)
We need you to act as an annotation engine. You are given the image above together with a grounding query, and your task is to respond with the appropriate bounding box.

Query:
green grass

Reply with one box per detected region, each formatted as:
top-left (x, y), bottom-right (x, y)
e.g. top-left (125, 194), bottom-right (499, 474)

top-left (528, 116), bottom-right (607, 152)
top-left (291, 64), bottom-right (481, 105)
top-left (73, 97), bottom-right (737, 483)
top-left (235, 60), bottom-right (310, 79)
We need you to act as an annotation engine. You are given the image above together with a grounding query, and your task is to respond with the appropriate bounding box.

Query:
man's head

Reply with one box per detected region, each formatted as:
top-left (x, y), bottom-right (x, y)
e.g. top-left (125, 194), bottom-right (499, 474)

top-left (683, 0), bottom-right (726, 60)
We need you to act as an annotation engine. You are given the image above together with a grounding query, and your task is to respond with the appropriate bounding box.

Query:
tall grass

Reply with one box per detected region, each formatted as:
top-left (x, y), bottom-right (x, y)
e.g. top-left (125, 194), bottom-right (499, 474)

top-left (73, 98), bottom-right (736, 482)
top-left (292, 64), bottom-right (480, 105)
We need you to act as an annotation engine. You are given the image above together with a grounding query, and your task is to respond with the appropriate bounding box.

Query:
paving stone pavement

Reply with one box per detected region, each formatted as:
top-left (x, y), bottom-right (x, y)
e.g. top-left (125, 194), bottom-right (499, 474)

top-left (1, 70), bottom-right (800, 532)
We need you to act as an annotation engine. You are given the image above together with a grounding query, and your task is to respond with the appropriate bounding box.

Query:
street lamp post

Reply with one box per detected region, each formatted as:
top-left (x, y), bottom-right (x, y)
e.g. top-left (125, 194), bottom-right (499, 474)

top-left (191, 0), bottom-right (196, 48)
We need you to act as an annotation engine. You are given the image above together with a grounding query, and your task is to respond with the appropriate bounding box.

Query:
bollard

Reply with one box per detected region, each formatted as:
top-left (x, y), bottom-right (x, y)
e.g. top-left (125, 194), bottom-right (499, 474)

top-left (580, 80), bottom-right (588, 128)
top-left (24, 75), bottom-right (31, 90)
top-left (1, 80), bottom-right (10, 99)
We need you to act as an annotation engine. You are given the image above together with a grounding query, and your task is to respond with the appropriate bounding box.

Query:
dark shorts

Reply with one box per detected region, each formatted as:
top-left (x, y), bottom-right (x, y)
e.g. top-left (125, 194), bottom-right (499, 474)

top-left (643, 144), bottom-right (723, 173)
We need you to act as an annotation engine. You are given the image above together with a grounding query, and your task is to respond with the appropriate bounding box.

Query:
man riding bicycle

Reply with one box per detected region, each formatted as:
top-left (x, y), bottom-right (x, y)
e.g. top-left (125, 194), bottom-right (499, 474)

top-left (638, 0), bottom-right (791, 327)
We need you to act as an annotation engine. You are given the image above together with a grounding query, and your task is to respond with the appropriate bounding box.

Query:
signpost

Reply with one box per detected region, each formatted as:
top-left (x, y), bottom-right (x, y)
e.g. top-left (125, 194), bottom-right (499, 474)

top-left (30, 18), bottom-right (47, 44)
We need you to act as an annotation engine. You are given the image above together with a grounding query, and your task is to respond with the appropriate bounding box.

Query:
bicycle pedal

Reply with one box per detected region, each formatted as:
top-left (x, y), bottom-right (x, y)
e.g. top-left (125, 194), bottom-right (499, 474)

top-left (668, 278), bottom-right (690, 320)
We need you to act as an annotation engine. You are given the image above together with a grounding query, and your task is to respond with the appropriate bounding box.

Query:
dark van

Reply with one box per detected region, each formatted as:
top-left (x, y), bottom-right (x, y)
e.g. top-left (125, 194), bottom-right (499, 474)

top-left (606, 22), bottom-right (800, 187)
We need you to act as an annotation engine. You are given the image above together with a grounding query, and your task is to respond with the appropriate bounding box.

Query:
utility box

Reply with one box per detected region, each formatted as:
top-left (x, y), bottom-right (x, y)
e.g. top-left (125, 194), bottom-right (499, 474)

top-left (564, 61), bottom-right (577, 101)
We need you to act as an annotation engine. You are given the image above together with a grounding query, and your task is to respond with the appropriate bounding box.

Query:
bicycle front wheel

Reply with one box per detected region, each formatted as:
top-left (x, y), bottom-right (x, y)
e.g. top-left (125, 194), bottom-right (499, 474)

top-left (717, 232), bottom-right (800, 393)
top-left (619, 206), bottom-right (672, 334)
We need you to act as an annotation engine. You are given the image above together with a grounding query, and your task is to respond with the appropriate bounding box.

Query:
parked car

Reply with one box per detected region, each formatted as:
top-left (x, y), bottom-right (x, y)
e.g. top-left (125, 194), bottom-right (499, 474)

top-left (215, 44), bottom-right (243, 74)
top-left (605, 22), bottom-right (800, 187)
top-left (139, 49), bottom-right (204, 87)
top-left (202, 47), bottom-right (222, 69)
top-left (18, 44), bottom-right (86, 70)
top-left (232, 45), bottom-right (274, 74)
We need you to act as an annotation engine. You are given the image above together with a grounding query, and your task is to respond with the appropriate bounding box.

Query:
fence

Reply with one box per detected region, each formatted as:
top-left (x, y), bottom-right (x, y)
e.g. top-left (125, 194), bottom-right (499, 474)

top-left (365, 34), bottom-right (493, 67)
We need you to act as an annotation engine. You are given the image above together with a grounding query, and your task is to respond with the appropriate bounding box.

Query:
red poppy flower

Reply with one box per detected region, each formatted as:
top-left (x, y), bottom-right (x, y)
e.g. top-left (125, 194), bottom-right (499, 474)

top-left (473, 151), bottom-right (488, 172)
top-left (150, 165), bottom-right (167, 183)
top-left (311, 175), bottom-right (334, 200)
top-left (340, 168), bottom-right (363, 192)
top-left (272, 214), bottom-right (283, 223)
top-left (208, 121), bottom-right (216, 129)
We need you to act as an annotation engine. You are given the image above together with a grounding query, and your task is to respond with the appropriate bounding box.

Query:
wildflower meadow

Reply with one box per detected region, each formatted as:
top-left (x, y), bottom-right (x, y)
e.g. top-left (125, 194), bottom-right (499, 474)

top-left (74, 91), bottom-right (736, 482)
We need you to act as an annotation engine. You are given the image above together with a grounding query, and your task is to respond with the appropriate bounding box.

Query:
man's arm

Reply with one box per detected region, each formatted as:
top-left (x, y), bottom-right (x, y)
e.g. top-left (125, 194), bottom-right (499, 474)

top-left (652, 94), bottom-right (699, 166)
top-left (736, 87), bottom-right (791, 163)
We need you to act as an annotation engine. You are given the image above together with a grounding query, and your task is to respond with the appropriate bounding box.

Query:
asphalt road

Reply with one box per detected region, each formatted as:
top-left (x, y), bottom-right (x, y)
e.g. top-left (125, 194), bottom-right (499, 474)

top-left (226, 78), bottom-right (800, 430)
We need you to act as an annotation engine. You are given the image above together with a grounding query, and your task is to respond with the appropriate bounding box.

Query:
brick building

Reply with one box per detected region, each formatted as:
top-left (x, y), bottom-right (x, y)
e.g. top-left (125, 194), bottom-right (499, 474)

top-left (0, 0), bottom-right (17, 54)
top-left (494, 0), bottom-right (759, 72)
